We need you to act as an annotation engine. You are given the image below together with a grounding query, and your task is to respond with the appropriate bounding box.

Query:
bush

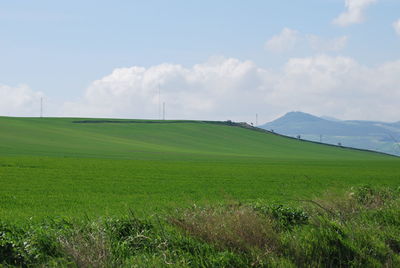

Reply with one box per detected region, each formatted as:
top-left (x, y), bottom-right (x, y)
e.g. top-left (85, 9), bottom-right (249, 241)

top-left (250, 202), bottom-right (309, 229)
top-left (0, 222), bottom-right (25, 265)
top-left (0, 219), bottom-right (67, 266)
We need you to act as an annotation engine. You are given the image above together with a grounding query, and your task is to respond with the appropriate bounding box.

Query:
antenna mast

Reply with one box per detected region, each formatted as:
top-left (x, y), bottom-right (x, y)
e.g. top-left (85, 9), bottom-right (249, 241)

top-left (40, 97), bottom-right (43, 118)
top-left (158, 84), bottom-right (161, 120)
top-left (162, 102), bottom-right (165, 120)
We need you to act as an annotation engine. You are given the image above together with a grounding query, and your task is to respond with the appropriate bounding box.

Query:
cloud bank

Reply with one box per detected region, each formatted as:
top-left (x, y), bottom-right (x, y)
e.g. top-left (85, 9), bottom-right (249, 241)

top-left (1, 56), bottom-right (398, 123)
top-left (63, 58), bottom-right (266, 121)
top-left (0, 84), bottom-right (44, 117)
top-left (265, 28), bottom-right (348, 53)
top-left (61, 56), bottom-right (400, 123)
top-left (333, 0), bottom-right (378, 26)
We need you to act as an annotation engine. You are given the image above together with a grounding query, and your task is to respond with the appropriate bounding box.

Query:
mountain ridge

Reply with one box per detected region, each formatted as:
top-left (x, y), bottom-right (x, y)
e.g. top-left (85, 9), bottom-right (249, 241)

top-left (260, 112), bottom-right (400, 156)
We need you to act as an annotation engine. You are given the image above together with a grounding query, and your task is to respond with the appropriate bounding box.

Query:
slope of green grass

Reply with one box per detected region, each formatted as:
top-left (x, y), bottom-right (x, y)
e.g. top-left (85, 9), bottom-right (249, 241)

top-left (0, 117), bottom-right (399, 221)
top-left (0, 117), bottom-right (394, 160)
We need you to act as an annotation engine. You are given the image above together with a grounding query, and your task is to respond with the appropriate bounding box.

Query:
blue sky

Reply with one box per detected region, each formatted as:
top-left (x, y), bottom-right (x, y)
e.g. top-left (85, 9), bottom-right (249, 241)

top-left (1, 0), bottom-right (399, 122)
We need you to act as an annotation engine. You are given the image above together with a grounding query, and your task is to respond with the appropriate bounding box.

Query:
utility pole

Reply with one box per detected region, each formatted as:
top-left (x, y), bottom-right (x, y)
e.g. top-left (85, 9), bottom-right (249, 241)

top-left (320, 134), bottom-right (322, 143)
top-left (40, 97), bottom-right (42, 118)
top-left (256, 114), bottom-right (258, 126)
top-left (162, 102), bottom-right (165, 120)
top-left (158, 85), bottom-right (161, 120)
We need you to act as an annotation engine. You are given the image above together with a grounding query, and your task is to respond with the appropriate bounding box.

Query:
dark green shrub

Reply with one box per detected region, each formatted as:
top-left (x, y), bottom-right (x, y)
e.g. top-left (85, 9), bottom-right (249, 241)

top-left (0, 220), bottom-right (65, 266)
top-left (250, 203), bottom-right (309, 229)
top-left (0, 222), bottom-right (25, 266)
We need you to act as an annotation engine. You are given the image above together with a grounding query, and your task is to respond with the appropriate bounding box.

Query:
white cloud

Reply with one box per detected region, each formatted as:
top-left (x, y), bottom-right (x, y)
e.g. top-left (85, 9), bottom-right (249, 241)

top-left (63, 57), bottom-right (266, 121)
top-left (308, 35), bottom-right (348, 52)
top-left (0, 84), bottom-right (44, 117)
top-left (266, 28), bottom-right (348, 53)
top-left (265, 28), bottom-right (300, 53)
top-left (63, 56), bottom-right (400, 123)
top-left (393, 19), bottom-right (400, 36)
top-left (333, 0), bottom-right (378, 26)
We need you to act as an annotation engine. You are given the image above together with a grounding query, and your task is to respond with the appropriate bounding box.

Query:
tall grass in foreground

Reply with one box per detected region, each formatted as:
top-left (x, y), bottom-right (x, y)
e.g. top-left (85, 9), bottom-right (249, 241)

top-left (1, 186), bottom-right (399, 267)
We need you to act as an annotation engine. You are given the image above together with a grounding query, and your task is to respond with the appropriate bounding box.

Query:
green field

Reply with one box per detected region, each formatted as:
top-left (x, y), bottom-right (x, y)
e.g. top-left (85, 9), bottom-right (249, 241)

top-left (1, 116), bottom-right (399, 221)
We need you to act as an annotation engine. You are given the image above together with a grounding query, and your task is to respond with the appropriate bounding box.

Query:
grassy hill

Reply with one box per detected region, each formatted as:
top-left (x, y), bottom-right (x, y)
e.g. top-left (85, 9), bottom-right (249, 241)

top-left (0, 116), bottom-right (393, 160)
top-left (0, 116), bottom-right (399, 220)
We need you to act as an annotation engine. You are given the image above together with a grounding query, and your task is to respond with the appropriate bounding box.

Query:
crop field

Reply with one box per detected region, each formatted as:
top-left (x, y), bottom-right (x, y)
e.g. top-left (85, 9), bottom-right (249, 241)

top-left (1, 117), bottom-right (400, 267)
top-left (1, 116), bottom-right (399, 221)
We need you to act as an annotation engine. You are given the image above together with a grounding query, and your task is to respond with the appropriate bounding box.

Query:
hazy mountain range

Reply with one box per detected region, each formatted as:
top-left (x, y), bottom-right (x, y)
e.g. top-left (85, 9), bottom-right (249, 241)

top-left (260, 112), bottom-right (400, 156)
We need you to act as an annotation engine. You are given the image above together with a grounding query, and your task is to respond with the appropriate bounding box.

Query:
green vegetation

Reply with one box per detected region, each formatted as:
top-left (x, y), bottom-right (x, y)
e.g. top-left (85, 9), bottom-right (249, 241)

top-left (0, 116), bottom-right (399, 220)
top-left (0, 117), bottom-right (399, 266)
top-left (1, 186), bottom-right (399, 267)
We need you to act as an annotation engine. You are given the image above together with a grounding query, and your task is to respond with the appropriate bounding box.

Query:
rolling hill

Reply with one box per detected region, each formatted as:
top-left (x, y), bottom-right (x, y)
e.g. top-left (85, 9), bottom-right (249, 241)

top-left (260, 111), bottom-right (400, 156)
top-left (0, 116), bottom-right (394, 160)
top-left (0, 116), bottom-right (399, 220)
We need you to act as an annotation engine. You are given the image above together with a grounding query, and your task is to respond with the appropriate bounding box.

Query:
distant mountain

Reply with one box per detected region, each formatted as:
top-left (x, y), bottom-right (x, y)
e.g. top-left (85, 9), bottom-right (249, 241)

top-left (320, 115), bottom-right (341, 122)
top-left (260, 112), bottom-right (400, 156)
top-left (391, 122), bottom-right (400, 128)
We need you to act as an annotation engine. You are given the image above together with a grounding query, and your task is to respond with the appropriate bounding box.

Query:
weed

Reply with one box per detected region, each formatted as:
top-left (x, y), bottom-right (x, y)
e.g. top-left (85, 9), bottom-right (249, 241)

top-left (170, 204), bottom-right (280, 255)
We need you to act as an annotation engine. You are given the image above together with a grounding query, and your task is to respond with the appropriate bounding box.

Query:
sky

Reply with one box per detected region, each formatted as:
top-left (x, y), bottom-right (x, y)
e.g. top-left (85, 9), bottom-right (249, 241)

top-left (1, 0), bottom-right (399, 124)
